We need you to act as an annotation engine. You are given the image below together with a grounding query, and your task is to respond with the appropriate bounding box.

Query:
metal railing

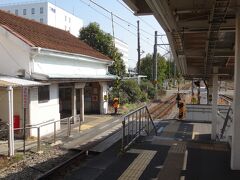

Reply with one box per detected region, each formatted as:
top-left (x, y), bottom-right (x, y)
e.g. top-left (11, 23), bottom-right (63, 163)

top-left (218, 106), bottom-right (233, 140)
top-left (0, 114), bottom-right (83, 153)
top-left (121, 105), bottom-right (157, 152)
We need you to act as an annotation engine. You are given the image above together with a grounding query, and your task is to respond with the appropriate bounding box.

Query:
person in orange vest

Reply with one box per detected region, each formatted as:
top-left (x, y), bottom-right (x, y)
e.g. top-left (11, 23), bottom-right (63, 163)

top-left (113, 98), bottom-right (120, 114)
top-left (178, 101), bottom-right (184, 119)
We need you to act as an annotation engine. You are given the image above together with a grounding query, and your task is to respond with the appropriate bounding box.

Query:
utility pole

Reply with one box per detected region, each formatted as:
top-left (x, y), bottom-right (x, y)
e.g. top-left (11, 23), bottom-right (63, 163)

top-left (153, 31), bottom-right (158, 90)
top-left (111, 12), bottom-right (115, 47)
top-left (137, 20), bottom-right (141, 75)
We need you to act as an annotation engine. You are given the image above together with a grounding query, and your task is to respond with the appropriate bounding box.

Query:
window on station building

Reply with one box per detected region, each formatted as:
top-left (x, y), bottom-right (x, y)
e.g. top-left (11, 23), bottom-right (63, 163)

top-left (23, 9), bottom-right (27, 15)
top-left (38, 86), bottom-right (50, 103)
top-left (40, 7), bottom-right (44, 14)
top-left (50, 7), bottom-right (56, 13)
top-left (31, 8), bottom-right (35, 14)
top-left (65, 16), bottom-right (67, 21)
top-left (69, 17), bottom-right (71, 23)
top-left (40, 18), bottom-right (43, 23)
top-left (15, 9), bottom-right (18, 15)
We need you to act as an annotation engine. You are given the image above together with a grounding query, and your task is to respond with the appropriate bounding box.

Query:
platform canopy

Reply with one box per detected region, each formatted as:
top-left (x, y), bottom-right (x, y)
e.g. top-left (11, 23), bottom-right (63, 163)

top-left (0, 75), bottom-right (47, 87)
top-left (123, 0), bottom-right (235, 80)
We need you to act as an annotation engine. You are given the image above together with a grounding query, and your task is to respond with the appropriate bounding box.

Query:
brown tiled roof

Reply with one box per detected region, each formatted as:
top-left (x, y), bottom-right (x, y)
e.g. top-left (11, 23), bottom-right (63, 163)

top-left (0, 10), bottom-right (112, 61)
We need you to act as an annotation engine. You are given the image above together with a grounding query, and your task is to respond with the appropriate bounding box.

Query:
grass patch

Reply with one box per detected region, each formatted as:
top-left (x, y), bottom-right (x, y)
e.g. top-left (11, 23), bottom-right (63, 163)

top-left (0, 153), bottom-right (24, 170)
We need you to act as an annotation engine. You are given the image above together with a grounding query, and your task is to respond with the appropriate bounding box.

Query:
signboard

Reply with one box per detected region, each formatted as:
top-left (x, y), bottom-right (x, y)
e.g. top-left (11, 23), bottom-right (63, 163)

top-left (23, 87), bottom-right (29, 109)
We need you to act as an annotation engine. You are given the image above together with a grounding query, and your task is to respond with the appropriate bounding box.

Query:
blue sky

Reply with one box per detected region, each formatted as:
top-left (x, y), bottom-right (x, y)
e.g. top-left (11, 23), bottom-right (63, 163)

top-left (0, 0), bottom-right (168, 68)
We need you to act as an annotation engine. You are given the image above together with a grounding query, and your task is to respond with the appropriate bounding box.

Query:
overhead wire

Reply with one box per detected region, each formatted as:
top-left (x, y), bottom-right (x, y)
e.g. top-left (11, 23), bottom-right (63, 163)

top-left (79, 0), bottom-right (135, 36)
top-left (79, 0), bottom-right (154, 48)
top-left (88, 0), bottom-right (154, 40)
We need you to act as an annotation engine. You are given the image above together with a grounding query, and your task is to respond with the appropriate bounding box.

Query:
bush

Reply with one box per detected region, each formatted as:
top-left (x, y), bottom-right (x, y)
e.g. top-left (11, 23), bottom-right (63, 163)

top-left (121, 79), bottom-right (146, 103)
top-left (140, 79), bottom-right (156, 99)
top-left (108, 79), bottom-right (148, 105)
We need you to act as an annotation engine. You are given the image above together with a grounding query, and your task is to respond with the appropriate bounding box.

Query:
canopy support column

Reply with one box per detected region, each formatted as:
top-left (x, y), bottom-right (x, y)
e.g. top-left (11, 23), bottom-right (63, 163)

top-left (7, 86), bottom-right (14, 157)
top-left (211, 67), bottom-right (218, 140)
top-left (231, 6), bottom-right (240, 170)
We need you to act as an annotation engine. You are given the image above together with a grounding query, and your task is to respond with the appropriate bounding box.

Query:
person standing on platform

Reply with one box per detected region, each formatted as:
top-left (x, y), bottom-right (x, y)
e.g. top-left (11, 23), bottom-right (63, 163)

top-left (113, 98), bottom-right (119, 114)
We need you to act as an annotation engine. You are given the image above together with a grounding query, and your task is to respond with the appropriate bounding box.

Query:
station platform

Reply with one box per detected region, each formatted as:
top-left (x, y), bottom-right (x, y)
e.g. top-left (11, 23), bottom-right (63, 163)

top-left (0, 114), bottom-right (121, 155)
top-left (64, 120), bottom-right (240, 180)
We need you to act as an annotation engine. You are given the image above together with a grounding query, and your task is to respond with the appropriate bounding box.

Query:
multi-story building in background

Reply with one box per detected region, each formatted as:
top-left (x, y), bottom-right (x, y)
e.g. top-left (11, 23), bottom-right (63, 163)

top-left (0, 1), bottom-right (83, 37)
top-left (114, 38), bottom-right (129, 72)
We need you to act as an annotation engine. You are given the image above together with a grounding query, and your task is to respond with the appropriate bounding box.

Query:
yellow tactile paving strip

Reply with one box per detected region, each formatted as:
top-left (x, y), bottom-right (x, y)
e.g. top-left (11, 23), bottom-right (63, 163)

top-left (73, 115), bottom-right (112, 131)
top-left (118, 149), bottom-right (157, 180)
top-left (75, 124), bottom-right (93, 130)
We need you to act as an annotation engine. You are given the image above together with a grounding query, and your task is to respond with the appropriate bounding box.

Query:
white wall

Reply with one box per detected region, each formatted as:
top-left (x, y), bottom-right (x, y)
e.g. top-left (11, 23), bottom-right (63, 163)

top-left (115, 38), bottom-right (129, 72)
top-left (29, 84), bottom-right (60, 137)
top-left (0, 26), bottom-right (31, 77)
top-left (0, 2), bottom-right (48, 25)
top-left (0, 2), bottom-right (83, 37)
top-left (47, 2), bottom-right (83, 37)
top-left (185, 104), bottom-right (229, 122)
top-left (33, 54), bottom-right (108, 77)
top-left (99, 82), bottom-right (108, 114)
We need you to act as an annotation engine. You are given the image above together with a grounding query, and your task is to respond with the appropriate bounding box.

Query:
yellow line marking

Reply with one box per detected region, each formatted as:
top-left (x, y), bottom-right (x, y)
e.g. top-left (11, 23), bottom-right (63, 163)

top-left (118, 149), bottom-right (157, 180)
top-left (74, 124), bottom-right (93, 130)
top-left (192, 131), bottom-right (199, 139)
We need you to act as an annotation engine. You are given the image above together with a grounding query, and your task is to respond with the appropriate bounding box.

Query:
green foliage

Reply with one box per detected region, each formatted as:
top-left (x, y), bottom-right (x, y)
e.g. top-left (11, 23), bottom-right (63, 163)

top-left (79, 22), bottom-right (125, 77)
top-left (140, 79), bottom-right (156, 99)
top-left (109, 79), bottom-right (147, 104)
top-left (121, 80), bottom-right (147, 103)
top-left (139, 53), bottom-right (168, 87)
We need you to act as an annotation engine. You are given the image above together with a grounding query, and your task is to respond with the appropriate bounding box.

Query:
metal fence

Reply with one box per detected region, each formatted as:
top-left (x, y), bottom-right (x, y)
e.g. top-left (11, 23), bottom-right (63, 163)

top-left (121, 105), bottom-right (157, 152)
top-left (218, 106), bottom-right (233, 140)
top-left (0, 114), bottom-right (83, 154)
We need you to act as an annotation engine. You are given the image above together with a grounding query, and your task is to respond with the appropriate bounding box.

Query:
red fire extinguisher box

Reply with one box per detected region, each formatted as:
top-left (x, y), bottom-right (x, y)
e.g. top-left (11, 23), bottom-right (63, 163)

top-left (14, 115), bottom-right (20, 129)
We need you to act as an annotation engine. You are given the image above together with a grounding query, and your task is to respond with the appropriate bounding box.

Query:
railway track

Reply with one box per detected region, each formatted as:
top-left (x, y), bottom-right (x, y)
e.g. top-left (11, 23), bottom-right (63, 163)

top-left (219, 94), bottom-right (233, 104)
top-left (149, 84), bottom-right (191, 119)
top-left (149, 94), bottom-right (177, 119)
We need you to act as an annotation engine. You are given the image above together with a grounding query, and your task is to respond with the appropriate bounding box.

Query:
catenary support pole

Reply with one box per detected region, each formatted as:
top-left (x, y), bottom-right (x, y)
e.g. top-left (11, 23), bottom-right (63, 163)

top-left (137, 20), bottom-right (141, 75)
top-left (153, 31), bottom-right (158, 90)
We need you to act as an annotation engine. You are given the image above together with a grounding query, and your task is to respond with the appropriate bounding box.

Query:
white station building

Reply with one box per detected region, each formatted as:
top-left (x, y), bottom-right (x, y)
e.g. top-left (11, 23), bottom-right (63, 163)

top-left (114, 38), bottom-right (129, 72)
top-left (0, 10), bottom-right (115, 138)
top-left (0, 1), bottom-right (83, 37)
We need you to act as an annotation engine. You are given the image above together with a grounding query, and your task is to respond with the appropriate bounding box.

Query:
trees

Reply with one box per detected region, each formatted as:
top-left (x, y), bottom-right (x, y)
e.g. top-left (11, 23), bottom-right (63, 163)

top-left (79, 22), bottom-right (125, 77)
top-left (139, 53), bottom-right (168, 86)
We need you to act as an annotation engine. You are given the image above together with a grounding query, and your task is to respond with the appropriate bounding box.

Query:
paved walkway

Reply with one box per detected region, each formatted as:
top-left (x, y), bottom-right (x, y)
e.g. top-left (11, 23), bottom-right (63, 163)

top-left (64, 120), bottom-right (240, 180)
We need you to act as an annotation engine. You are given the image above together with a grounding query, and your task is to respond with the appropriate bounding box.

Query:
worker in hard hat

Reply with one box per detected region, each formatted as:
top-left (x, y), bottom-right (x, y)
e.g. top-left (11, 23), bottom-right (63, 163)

top-left (113, 98), bottom-right (120, 114)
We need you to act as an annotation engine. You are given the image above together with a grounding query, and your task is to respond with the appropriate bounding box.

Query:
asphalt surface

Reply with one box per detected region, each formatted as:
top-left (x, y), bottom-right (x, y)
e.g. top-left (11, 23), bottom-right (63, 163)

top-left (62, 120), bottom-right (240, 180)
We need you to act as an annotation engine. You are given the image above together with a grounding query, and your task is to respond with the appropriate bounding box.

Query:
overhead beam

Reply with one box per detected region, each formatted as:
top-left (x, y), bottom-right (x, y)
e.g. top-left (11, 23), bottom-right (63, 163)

top-left (178, 18), bottom-right (235, 29)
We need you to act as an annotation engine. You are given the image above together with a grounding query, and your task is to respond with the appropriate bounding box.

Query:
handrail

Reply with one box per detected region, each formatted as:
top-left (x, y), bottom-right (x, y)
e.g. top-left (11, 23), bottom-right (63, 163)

top-left (121, 105), bottom-right (157, 152)
top-left (219, 106), bottom-right (232, 139)
top-left (0, 114), bottom-right (82, 152)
